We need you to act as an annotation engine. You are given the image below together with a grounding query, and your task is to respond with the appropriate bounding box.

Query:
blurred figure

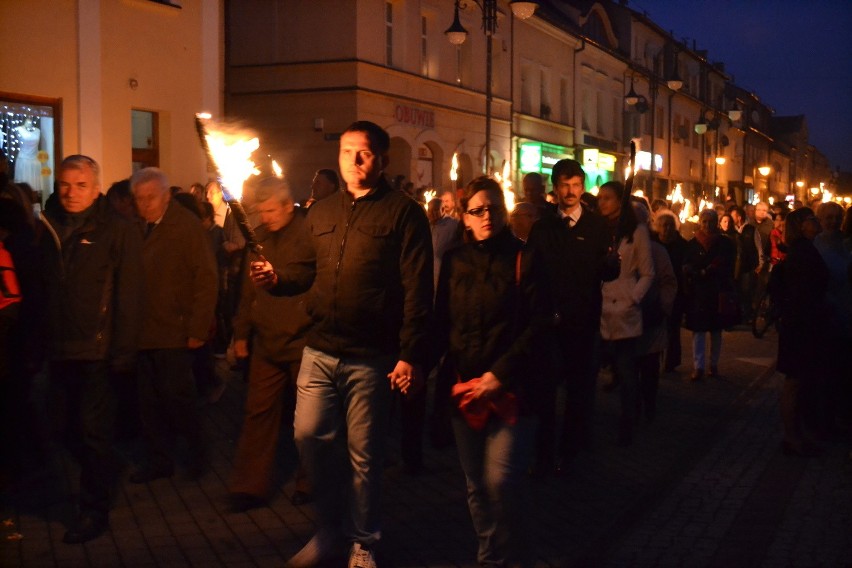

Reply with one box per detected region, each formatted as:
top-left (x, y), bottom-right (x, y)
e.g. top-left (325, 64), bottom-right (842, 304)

top-left (440, 189), bottom-right (460, 220)
top-left (719, 213), bottom-right (735, 236)
top-left (305, 168), bottom-right (340, 208)
top-left (106, 179), bottom-right (137, 220)
top-left (130, 167), bottom-right (217, 484)
top-left (509, 201), bottom-right (538, 242)
top-left (731, 206), bottom-right (759, 323)
top-left (597, 182), bottom-right (654, 446)
top-left (188, 182), bottom-right (206, 202)
top-left (41, 155), bottom-right (143, 543)
top-left (228, 177), bottom-right (313, 512)
top-left (770, 208), bottom-right (788, 267)
top-left (521, 172), bottom-right (557, 219)
top-left (682, 209), bottom-right (736, 380)
top-left (433, 176), bottom-right (546, 567)
top-left (777, 208), bottom-right (829, 456)
top-left (653, 210), bottom-right (688, 372)
top-left (205, 180), bottom-right (227, 227)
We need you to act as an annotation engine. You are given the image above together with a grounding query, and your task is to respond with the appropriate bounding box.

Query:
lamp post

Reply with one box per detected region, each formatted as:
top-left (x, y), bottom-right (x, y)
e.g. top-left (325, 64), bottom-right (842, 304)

top-left (446, 0), bottom-right (538, 175)
top-left (624, 48), bottom-right (682, 199)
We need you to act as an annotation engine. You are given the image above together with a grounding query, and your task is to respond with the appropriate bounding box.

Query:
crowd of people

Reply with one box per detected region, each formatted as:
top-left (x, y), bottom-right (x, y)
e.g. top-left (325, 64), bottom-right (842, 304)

top-left (0, 124), bottom-right (850, 567)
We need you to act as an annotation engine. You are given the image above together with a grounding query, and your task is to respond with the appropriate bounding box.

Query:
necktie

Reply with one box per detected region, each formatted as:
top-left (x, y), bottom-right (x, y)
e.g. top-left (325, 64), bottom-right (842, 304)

top-left (145, 222), bottom-right (156, 238)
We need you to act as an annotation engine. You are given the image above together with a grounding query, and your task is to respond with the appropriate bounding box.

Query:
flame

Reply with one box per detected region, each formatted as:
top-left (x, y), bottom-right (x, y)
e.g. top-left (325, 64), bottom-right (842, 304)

top-left (633, 189), bottom-right (645, 198)
top-left (590, 185), bottom-right (600, 196)
top-left (423, 189), bottom-right (436, 210)
top-left (450, 153), bottom-right (459, 182)
top-left (204, 124), bottom-right (260, 201)
top-left (667, 183), bottom-right (685, 205)
top-left (751, 194), bottom-right (760, 205)
top-left (272, 159), bottom-right (283, 178)
top-left (822, 190), bottom-right (833, 203)
top-left (493, 161), bottom-right (515, 212)
top-left (768, 196), bottom-right (775, 205)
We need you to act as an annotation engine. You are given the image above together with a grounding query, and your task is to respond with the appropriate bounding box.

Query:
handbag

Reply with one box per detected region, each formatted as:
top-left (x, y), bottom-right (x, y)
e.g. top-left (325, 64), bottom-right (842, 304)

top-left (451, 379), bottom-right (518, 431)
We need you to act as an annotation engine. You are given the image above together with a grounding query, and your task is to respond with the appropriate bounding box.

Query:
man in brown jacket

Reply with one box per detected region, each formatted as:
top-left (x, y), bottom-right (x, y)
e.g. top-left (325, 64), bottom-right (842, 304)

top-left (129, 167), bottom-right (218, 483)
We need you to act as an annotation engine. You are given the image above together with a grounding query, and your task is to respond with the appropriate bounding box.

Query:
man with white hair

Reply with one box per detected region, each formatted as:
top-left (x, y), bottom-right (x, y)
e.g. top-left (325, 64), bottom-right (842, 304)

top-left (129, 167), bottom-right (218, 484)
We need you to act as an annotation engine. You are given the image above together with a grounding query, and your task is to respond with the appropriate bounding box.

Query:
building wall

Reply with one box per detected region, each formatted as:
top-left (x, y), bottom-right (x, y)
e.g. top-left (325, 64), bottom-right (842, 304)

top-left (0, 0), bottom-right (222, 191)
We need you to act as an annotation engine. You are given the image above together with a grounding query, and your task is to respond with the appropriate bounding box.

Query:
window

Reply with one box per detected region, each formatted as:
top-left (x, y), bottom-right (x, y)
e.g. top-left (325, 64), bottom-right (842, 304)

top-left (420, 15), bottom-right (428, 76)
top-left (540, 70), bottom-right (551, 119)
top-left (1, 96), bottom-right (59, 203)
top-left (131, 109), bottom-right (159, 171)
top-left (596, 91), bottom-right (605, 134)
top-left (386, 2), bottom-right (394, 67)
top-left (582, 89), bottom-right (591, 130)
top-left (656, 105), bottom-right (664, 138)
top-left (520, 63), bottom-right (534, 115)
top-left (612, 96), bottom-right (620, 139)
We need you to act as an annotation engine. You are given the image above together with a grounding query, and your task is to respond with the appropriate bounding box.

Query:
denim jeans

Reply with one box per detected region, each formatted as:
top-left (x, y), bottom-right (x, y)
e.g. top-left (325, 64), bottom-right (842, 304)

top-left (293, 346), bottom-right (394, 547)
top-left (692, 330), bottom-right (722, 371)
top-left (452, 415), bottom-right (537, 568)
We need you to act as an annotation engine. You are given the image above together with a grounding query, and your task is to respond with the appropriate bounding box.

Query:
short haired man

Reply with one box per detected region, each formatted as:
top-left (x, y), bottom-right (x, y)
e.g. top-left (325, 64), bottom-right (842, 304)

top-left (40, 155), bottom-right (143, 543)
top-left (256, 121), bottom-right (433, 568)
top-left (509, 201), bottom-right (539, 242)
top-left (305, 168), bottom-right (340, 207)
top-left (522, 171), bottom-right (557, 219)
top-left (227, 177), bottom-right (314, 512)
top-left (129, 167), bottom-right (218, 484)
top-left (526, 158), bottom-right (618, 474)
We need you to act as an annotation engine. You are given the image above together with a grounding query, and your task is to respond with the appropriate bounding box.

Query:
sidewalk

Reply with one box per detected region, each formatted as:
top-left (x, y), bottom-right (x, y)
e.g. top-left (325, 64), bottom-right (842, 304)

top-left (1, 327), bottom-right (849, 567)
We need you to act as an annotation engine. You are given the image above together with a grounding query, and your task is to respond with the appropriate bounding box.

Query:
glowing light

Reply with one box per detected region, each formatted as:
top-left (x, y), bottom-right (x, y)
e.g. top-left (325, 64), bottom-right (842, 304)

top-left (796, 181), bottom-right (805, 188)
top-left (493, 161), bottom-right (516, 212)
top-left (450, 153), bottom-right (459, 183)
top-left (633, 189), bottom-right (645, 198)
top-left (758, 165), bottom-right (771, 177)
top-left (423, 189), bottom-right (436, 210)
top-left (810, 187), bottom-right (820, 195)
top-left (204, 126), bottom-right (260, 201)
top-left (590, 186), bottom-right (600, 196)
top-left (751, 194), bottom-right (760, 205)
top-left (272, 159), bottom-right (283, 178)
top-left (822, 190), bottom-right (833, 203)
top-left (666, 183), bottom-right (685, 205)
top-left (714, 187), bottom-right (720, 197)
top-left (768, 196), bottom-right (775, 205)
top-left (715, 156), bottom-right (726, 165)
top-left (196, 112), bottom-right (212, 120)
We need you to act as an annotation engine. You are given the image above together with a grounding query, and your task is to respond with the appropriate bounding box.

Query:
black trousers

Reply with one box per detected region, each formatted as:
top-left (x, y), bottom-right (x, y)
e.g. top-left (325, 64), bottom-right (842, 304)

top-left (137, 348), bottom-right (205, 471)
top-left (49, 360), bottom-right (115, 519)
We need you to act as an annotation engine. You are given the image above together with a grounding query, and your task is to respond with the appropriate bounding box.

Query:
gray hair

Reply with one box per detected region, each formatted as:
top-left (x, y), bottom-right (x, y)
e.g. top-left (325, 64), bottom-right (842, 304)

top-left (59, 155), bottom-right (101, 187)
top-left (130, 167), bottom-right (170, 194)
top-left (254, 176), bottom-right (293, 204)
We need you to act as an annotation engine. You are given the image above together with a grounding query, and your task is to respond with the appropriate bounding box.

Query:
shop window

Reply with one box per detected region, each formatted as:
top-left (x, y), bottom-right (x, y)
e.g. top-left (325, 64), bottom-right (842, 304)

top-left (131, 110), bottom-right (159, 171)
top-left (416, 145), bottom-right (433, 190)
top-left (1, 97), bottom-right (59, 203)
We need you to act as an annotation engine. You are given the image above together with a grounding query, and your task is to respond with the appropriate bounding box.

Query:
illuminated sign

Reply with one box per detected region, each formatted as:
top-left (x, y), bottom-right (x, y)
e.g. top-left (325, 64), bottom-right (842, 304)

top-left (582, 149), bottom-right (616, 172)
top-left (636, 151), bottom-right (663, 172)
top-left (519, 141), bottom-right (571, 175)
top-left (394, 104), bottom-right (435, 128)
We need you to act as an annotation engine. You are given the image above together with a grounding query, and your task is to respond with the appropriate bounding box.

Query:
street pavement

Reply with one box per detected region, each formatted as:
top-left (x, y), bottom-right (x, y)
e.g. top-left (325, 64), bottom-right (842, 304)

top-left (1, 326), bottom-right (850, 567)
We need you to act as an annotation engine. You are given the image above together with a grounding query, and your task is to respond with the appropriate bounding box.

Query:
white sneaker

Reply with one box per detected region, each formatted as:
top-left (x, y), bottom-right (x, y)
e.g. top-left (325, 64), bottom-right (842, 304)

top-left (285, 532), bottom-right (337, 568)
top-left (348, 542), bottom-right (377, 568)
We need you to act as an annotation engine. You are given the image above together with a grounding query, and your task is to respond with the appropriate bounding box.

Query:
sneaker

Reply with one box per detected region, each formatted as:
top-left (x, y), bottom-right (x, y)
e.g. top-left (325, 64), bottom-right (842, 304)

top-left (349, 542), bottom-right (377, 568)
top-left (286, 532), bottom-right (339, 568)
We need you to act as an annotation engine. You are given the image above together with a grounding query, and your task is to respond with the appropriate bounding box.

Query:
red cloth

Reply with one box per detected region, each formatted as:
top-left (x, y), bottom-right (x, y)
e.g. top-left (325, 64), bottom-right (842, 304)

top-left (451, 379), bottom-right (518, 431)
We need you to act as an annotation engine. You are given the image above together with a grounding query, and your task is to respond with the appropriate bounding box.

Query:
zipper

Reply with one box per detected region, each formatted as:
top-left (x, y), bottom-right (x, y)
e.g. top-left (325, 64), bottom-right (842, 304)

top-left (331, 199), bottom-right (358, 340)
top-left (39, 211), bottom-right (66, 279)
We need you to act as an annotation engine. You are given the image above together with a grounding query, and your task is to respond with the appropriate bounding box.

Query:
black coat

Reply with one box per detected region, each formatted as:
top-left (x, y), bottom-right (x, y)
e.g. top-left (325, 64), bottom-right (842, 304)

top-left (433, 228), bottom-right (547, 410)
top-left (273, 178), bottom-right (434, 364)
top-left (40, 195), bottom-right (143, 364)
top-left (682, 232), bottom-right (736, 332)
top-left (776, 238), bottom-right (830, 378)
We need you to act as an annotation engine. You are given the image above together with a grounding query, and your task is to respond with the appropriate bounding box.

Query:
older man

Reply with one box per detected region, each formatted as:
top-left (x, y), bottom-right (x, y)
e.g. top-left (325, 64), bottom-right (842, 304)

top-left (227, 176), bottom-right (314, 512)
top-left (254, 121), bottom-right (433, 568)
top-left (129, 167), bottom-right (218, 484)
top-left (40, 155), bottom-right (143, 543)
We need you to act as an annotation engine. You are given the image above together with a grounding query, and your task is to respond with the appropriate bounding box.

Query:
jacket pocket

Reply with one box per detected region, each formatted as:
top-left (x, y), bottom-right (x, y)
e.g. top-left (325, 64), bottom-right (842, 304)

top-left (312, 223), bottom-right (336, 259)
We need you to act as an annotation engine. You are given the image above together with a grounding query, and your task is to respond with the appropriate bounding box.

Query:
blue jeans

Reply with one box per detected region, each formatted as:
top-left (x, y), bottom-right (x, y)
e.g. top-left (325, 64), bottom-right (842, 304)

top-left (293, 346), bottom-right (394, 547)
top-left (692, 330), bottom-right (722, 371)
top-left (452, 415), bottom-right (537, 568)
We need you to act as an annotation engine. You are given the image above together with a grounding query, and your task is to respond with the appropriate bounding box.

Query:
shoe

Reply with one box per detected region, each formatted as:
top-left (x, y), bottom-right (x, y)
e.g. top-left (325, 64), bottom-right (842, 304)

top-left (349, 542), bottom-right (377, 568)
top-left (62, 514), bottom-right (108, 544)
top-left (690, 369), bottom-right (704, 381)
top-left (285, 532), bottom-right (341, 568)
top-left (227, 492), bottom-right (266, 513)
top-left (708, 365), bottom-right (718, 377)
top-left (290, 490), bottom-right (313, 506)
top-left (129, 466), bottom-right (173, 484)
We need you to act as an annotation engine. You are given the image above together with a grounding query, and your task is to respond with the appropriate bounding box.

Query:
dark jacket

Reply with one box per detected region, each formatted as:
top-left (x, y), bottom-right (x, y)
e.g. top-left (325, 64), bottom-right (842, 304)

top-left (273, 178), bottom-right (434, 363)
top-left (682, 232), bottom-right (736, 332)
top-left (735, 223), bottom-right (759, 276)
top-left (776, 238), bottom-right (830, 378)
top-left (526, 204), bottom-right (617, 334)
top-left (40, 195), bottom-right (143, 364)
top-left (138, 201), bottom-right (218, 350)
top-left (433, 228), bottom-right (547, 410)
top-left (233, 213), bottom-right (312, 363)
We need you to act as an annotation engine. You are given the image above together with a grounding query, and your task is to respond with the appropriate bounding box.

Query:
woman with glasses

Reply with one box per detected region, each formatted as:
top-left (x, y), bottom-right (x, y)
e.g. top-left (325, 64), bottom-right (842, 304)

top-left (432, 176), bottom-right (546, 568)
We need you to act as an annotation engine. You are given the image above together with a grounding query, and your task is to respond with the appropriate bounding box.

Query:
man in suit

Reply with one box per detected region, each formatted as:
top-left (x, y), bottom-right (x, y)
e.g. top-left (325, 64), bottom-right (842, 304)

top-left (526, 159), bottom-right (618, 474)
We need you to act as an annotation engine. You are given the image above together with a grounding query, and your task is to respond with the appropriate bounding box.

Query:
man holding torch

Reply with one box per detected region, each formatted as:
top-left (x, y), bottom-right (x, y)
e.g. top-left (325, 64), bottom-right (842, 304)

top-left (251, 121), bottom-right (433, 568)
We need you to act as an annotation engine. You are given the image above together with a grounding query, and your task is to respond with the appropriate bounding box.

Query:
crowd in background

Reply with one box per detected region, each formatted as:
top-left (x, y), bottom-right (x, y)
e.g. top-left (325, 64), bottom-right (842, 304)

top-left (0, 137), bottom-right (851, 566)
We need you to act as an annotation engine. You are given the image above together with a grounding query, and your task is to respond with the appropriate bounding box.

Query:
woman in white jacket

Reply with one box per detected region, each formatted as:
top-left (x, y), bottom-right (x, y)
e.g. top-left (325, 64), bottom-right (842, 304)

top-left (597, 182), bottom-right (655, 446)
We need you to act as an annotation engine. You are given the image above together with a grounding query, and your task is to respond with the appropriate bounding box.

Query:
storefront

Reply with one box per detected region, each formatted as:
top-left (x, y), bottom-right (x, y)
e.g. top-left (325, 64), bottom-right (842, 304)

top-left (581, 148), bottom-right (618, 193)
top-left (517, 139), bottom-right (573, 188)
top-left (1, 96), bottom-right (59, 203)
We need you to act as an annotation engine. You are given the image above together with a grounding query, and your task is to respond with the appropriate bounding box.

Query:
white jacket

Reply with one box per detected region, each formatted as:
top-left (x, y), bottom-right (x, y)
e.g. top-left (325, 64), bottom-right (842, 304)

top-left (600, 223), bottom-right (655, 340)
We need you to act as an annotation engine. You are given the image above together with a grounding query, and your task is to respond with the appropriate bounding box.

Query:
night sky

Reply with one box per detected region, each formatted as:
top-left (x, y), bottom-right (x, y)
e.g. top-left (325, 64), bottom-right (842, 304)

top-left (628, 0), bottom-right (852, 173)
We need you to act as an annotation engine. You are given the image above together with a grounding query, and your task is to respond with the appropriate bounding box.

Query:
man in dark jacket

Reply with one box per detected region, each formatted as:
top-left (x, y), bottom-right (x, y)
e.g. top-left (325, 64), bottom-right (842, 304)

top-left (227, 177), bottom-right (313, 512)
top-left (253, 121), bottom-right (433, 568)
top-left (129, 167), bottom-right (218, 484)
top-left (526, 159), bottom-right (618, 474)
top-left (40, 155), bottom-right (143, 543)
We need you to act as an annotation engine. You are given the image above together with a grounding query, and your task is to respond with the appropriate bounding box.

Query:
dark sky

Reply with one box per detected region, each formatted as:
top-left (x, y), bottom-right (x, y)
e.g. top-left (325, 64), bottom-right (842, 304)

top-left (629, 0), bottom-right (852, 172)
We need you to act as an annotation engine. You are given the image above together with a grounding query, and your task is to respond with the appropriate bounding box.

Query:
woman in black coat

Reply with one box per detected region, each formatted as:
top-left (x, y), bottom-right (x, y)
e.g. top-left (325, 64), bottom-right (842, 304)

top-left (682, 209), bottom-right (736, 380)
top-left (777, 207), bottom-right (829, 456)
top-left (433, 176), bottom-right (546, 567)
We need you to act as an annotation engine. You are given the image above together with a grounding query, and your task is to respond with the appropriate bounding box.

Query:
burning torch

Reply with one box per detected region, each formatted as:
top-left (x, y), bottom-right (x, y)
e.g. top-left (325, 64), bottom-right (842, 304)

top-left (194, 112), bottom-right (263, 257)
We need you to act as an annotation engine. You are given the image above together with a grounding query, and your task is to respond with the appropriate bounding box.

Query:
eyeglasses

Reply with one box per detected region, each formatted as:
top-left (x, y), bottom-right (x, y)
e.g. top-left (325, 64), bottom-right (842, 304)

top-left (465, 205), bottom-right (501, 218)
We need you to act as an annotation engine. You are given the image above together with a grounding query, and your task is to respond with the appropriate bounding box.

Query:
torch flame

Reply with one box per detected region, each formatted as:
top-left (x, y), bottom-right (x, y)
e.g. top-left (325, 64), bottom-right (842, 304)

top-left (272, 159), bottom-right (283, 178)
top-left (423, 189), bottom-right (436, 210)
top-left (204, 129), bottom-right (260, 201)
top-left (493, 161), bottom-right (515, 212)
top-left (450, 153), bottom-right (459, 183)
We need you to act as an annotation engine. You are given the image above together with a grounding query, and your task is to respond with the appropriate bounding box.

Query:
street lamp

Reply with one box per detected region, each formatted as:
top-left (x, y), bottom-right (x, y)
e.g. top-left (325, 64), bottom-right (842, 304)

top-left (445, 0), bottom-right (538, 174)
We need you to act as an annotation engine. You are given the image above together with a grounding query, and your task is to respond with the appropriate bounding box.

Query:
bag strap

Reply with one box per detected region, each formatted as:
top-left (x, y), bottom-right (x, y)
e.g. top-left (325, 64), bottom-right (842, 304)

top-left (515, 249), bottom-right (522, 287)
